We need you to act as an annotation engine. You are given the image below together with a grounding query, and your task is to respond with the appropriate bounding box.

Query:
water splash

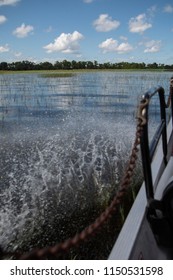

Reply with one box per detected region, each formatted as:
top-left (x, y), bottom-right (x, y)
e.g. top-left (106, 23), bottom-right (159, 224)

top-left (0, 112), bottom-right (137, 252)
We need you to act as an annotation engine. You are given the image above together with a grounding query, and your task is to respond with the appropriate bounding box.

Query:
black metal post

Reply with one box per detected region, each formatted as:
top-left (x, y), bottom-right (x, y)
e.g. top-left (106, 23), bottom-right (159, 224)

top-left (140, 95), bottom-right (154, 200)
top-left (140, 86), bottom-right (167, 202)
top-left (158, 87), bottom-right (167, 165)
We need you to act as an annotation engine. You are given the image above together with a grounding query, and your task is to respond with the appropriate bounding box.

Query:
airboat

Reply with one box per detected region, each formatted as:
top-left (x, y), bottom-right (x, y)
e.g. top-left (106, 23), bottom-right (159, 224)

top-left (109, 77), bottom-right (173, 260)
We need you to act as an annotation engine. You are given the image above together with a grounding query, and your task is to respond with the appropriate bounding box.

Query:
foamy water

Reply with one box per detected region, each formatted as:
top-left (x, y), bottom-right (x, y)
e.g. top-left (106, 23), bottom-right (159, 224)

top-left (0, 111), bottom-right (136, 251)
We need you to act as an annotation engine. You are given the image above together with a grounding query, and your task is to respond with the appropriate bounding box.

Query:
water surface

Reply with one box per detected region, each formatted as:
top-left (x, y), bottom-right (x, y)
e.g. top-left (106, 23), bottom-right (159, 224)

top-left (0, 71), bottom-right (172, 258)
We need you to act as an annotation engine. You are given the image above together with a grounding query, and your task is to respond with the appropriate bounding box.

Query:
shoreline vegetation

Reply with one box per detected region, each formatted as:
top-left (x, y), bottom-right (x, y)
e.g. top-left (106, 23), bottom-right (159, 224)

top-left (0, 68), bottom-right (172, 78)
top-left (0, 60), bottom-right (173, 74)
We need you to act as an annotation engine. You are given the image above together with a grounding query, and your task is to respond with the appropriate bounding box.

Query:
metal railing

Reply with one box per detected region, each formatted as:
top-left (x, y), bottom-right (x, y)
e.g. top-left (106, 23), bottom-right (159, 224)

top-left (139, 85), bottom-right (171, 202)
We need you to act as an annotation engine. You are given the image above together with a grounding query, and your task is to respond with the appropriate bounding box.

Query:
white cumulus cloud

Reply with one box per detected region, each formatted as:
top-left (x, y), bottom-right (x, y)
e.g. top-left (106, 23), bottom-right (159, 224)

top-left (163, 4), bottom-right (173, 13)
top-left (44, 31), bottom-right (84, 54)
top-left (0, 15), bottom-right (7, 24)
top-left (99, 38), bottom-right (133, 54)
top-left (0, 44), bottom-right (9, 53)
top-left (143, 40), bottom-right (161, 53)
top-left (0, 0), bottom-right (20, 6)
top-left (93, 14), bottom-right (120, 32)
top-left (99, 38), bottom-right (118, 52)
top-left (13, 23), bottom-right (34, 38)
top-left (116, 42), bottom-right (134, 54)
top-left (129, 13), bottom-right (152, 34)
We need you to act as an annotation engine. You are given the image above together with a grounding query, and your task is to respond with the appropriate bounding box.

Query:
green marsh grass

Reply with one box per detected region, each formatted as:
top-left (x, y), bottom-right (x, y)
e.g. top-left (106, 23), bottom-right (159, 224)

top-left (40, 72), bottom-right (76, 78)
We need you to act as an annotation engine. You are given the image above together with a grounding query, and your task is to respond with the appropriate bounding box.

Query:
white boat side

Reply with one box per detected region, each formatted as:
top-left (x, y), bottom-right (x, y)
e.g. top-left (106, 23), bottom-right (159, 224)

top-left (109, 114), bottom-right (173, 259)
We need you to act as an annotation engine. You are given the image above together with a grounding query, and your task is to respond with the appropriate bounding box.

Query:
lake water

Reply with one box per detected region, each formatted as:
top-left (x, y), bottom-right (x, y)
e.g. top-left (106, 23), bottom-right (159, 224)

top-left (0, 71), bottom-right (172, 258)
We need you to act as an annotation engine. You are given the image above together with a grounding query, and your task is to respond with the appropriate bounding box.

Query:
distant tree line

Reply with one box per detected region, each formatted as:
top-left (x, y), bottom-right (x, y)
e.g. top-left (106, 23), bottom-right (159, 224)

top-left (0, 60), bottom-right (173, 71)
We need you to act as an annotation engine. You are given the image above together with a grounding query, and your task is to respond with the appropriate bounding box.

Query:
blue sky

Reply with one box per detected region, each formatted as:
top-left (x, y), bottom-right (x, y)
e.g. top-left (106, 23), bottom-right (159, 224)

top-left (0, 0), bottom-right (173, 64)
